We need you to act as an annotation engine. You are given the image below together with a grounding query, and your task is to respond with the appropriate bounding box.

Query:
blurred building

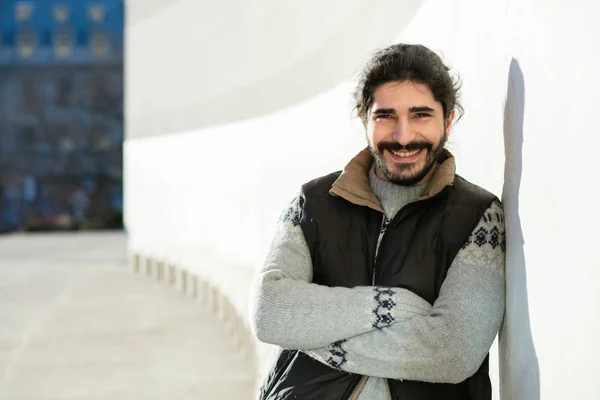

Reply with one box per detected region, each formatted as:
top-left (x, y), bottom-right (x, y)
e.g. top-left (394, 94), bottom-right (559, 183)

top-left (0, 0), bottom-right (124, 232)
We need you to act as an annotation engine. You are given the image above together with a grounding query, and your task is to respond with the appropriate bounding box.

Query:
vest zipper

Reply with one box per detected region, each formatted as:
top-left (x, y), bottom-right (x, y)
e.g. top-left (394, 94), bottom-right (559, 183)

top-left (370, 194), bottom-right (446, 400)
top-left (373, 186), bottom-right (451, 285)
top-left (372, 214), bottom-right (388, 285)
top-left (372, 199), bottom-right (429, 283)
top-left (342, 374), bottom-right (364, 400)
top-left (373, 209), bottom-right (408, 400)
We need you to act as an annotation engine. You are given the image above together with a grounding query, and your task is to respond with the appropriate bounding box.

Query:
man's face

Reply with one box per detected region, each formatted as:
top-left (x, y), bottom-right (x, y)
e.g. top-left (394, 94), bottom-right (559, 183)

top-left (365, 80), bottom-right (454, 186)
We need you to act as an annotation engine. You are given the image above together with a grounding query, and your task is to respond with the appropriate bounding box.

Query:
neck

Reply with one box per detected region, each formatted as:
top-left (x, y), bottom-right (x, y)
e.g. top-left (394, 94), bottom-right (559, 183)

top-left (369, 164), bottom-right (428, 219)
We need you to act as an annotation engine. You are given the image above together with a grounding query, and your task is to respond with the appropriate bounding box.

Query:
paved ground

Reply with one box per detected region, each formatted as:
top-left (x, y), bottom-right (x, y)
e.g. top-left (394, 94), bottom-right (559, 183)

top-left (0, 232), bottom-right (255, 400)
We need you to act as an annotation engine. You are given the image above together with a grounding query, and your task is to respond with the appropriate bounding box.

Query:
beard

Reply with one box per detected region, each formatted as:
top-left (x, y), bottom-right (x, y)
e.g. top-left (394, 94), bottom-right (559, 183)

top-left (368, 134), bottom-right (447, 186)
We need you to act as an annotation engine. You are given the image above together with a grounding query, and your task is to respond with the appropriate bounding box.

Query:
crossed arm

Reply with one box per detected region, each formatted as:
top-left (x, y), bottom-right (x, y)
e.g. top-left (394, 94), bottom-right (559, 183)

top-left (249, 198), bottom-right (506, 384)
top-left (248, 200), bottom-right (432, 349)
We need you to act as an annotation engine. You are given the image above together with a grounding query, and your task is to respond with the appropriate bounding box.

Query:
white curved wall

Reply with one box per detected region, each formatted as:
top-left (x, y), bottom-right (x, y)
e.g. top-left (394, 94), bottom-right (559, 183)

top-left (125, 1), bottom-right (600, 399)
top-left (126, 0), bottom-right (424, 136)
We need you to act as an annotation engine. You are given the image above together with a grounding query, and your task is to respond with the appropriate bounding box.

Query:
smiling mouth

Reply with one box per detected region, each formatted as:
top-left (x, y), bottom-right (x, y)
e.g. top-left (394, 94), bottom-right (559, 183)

top-left (391, 149), bottom-right (421, 158)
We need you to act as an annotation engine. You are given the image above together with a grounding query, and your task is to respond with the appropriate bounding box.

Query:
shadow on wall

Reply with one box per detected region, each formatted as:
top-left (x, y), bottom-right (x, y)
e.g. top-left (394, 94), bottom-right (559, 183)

top-left (499, 58), bottom-right (540, 399)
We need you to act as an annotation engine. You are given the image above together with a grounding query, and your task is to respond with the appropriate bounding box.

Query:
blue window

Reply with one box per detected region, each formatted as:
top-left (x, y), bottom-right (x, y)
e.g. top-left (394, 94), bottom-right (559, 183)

top-left (17, 32), bottom-right (35, 58)
top-left (15, 1), bottom-right (34, 23)
top-left (54, 32), bottom-right (72, 58)
top-left (91, 33), bottom-right (109, 56)
top-left (54, 5), bottom-right (70, 24)
top-left (88, 5), bottom-right (106, 23)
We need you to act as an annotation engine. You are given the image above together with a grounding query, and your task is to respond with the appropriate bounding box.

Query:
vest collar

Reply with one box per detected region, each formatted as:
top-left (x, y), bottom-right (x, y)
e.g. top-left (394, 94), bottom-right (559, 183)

top-left (329, 147), bottom-right (456, 212)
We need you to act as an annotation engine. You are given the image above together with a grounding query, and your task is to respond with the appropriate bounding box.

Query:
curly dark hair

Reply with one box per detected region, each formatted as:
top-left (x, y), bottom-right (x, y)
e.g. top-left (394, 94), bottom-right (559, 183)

top-left (354, 44), bottom-right (463, 125)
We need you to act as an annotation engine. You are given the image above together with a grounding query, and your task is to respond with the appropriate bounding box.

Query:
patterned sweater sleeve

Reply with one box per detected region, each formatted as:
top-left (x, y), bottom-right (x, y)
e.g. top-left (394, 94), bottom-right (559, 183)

top-left (249, 195), bottom-right (433, 351)
top-left (305, 201), bottom-right (506, 384)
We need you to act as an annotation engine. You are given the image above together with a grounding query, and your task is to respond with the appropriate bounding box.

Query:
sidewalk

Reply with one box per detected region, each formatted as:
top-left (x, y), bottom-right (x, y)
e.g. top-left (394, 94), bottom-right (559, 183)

top-left (0, 232), bottom-right (255, 400)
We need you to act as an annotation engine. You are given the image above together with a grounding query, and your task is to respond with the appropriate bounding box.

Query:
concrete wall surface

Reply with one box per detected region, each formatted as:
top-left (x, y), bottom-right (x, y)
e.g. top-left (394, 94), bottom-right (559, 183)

top-left (124, 1), bottom-right (600, 399)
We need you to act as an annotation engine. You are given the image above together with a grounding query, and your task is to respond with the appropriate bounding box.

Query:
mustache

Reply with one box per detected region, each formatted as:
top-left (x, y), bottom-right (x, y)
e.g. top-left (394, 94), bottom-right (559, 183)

top-left (377, 141), bottom-right (433, 153)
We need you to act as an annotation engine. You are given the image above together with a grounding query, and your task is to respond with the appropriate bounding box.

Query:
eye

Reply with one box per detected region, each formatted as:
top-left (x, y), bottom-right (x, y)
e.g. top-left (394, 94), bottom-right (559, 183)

top-left (414, 113), bottom-right (431, 119)
top-left (375, 114), bottom-right (393, 120)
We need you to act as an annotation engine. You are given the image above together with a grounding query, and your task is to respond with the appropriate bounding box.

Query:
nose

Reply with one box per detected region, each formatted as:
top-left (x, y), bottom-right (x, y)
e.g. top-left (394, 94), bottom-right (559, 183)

top-left (392, 116), bottom-right (416, 146)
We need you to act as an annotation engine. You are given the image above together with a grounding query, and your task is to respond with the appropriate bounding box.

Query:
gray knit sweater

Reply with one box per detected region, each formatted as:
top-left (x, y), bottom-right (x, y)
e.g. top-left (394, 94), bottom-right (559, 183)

top-left (250, 165), bottom-right (506, 399)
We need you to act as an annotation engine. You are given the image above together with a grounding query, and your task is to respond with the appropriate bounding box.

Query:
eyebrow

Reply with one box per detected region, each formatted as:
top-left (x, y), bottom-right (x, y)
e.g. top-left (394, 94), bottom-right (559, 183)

top-left (409, 106), bottom-right (435, 113)
top-left (372, 106), bottom-right (435, 115)
top-left (372, 108), bottom-right (396, 115)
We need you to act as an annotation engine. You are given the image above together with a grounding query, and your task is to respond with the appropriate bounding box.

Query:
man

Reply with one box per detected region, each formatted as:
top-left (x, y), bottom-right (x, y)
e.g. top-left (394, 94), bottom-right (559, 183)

top-left (250, 44), bottom-right (506, 400)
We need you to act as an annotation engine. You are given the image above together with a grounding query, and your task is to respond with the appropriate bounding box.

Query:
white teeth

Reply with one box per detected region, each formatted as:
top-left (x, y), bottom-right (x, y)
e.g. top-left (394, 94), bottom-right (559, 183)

top-left (392, 149), bottom-right (420, 157)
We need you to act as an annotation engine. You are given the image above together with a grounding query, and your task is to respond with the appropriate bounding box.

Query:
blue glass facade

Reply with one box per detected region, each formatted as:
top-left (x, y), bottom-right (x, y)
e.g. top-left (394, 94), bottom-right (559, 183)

top-left (0, 0), bottom-right (124, 232)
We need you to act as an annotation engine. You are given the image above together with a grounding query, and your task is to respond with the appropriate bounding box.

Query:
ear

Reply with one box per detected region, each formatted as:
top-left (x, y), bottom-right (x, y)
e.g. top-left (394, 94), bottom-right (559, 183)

top-left (445, 110), bottom-right (455, 137)
top-left (359, 112), bottom-right (367, 127)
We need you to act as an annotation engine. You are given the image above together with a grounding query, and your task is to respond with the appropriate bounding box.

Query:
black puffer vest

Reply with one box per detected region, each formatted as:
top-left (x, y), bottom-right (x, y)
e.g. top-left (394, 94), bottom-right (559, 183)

top-left (259, 156), bottom-right (497, 400)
